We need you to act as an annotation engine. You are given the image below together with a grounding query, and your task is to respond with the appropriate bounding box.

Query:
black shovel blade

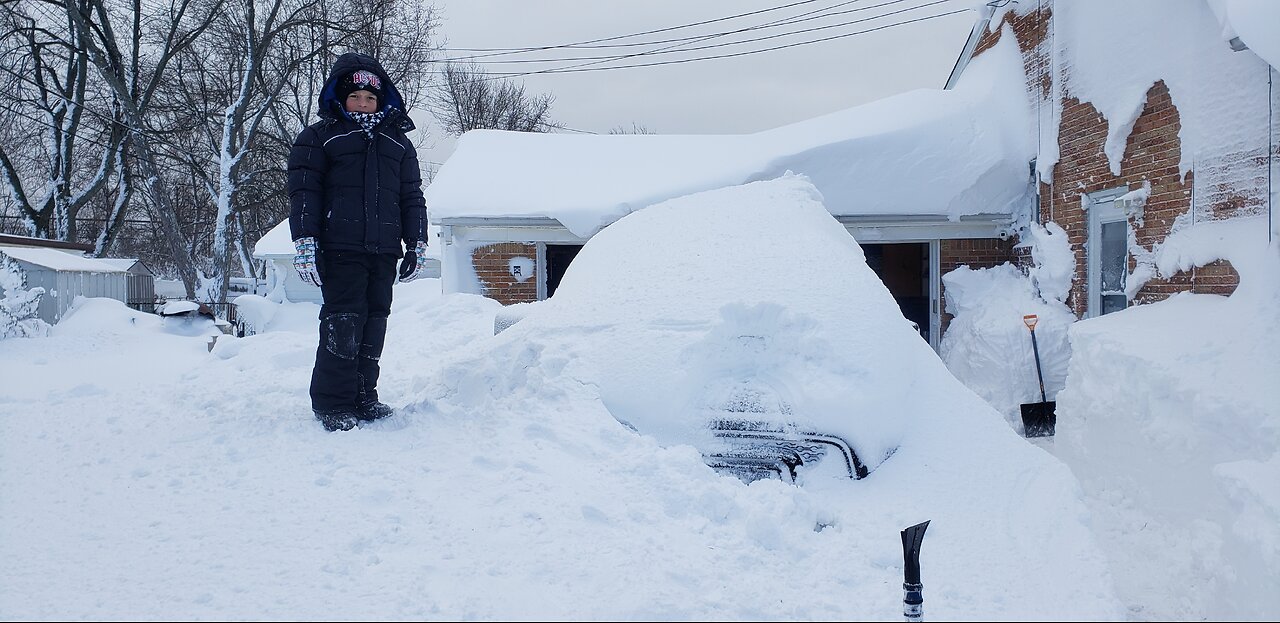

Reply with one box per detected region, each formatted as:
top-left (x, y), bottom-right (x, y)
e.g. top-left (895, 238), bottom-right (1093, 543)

top-left (1020, 401), bottom-right (1056, 438)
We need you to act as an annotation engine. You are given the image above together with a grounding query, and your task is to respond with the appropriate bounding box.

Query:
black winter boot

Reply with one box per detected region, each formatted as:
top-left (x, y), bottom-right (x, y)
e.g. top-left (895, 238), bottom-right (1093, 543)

top-left (314, 408), bottom-right (360, 432)
top-left (356, 400), bottom-right (395, 422)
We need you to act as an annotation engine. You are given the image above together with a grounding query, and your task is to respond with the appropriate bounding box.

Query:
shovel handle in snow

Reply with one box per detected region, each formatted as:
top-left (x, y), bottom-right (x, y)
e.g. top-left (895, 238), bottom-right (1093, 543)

top-left (1022, 314), bottom-right (1038, 331)
top-left (1023, 314), bottom-right (1048, 404)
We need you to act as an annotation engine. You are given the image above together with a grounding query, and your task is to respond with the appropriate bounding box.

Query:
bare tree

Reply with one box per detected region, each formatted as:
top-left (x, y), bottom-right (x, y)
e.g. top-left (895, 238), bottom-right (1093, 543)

top-left (609, 122), bottom-right (655, 135)
top-left (167, 0), bottom-right (339, 304)
top-left (0, 0), bottom-right (127, 245)
top-left (169, 0), bottom-right (440, 304)
top-left (3, 0), bottom-right (439, 305)
top-left (61, 0), bottom-right (228, 297)
top-left (431, 62), bottom-right (554, 135)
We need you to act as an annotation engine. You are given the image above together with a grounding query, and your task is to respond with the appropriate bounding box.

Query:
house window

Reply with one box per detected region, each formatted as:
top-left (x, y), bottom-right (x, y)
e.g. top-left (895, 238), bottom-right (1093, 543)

top-left (1087, 188), bottom-right (1129, 317)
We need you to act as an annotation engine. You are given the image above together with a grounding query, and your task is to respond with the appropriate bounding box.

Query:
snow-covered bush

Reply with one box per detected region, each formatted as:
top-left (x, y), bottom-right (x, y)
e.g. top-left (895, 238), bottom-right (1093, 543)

top-left (0, 255), bottom-right (51, 339)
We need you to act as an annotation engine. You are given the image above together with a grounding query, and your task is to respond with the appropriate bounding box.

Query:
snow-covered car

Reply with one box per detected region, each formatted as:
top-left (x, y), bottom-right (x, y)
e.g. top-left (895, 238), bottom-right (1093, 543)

top-left (479, 174), bottom-right (941, 484)
top-left (408, 175), bottom-right (1122, 617)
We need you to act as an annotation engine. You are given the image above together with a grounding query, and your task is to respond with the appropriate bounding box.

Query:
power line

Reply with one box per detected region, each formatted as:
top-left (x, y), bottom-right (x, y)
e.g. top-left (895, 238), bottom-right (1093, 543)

top-left (439, 0), bottom-right (828, 54)
top-left (455, 0), bottom-right (944, 67)
top-left (442, 0), bottom-right (911, 64)
top-left (438, 0), bottom-right (887, 62)
top-left (480, 6), bottom-right (968, 80)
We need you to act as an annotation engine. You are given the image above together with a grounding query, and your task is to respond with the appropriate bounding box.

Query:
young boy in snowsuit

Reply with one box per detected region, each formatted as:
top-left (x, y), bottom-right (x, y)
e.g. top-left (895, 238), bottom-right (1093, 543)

top-left (288, 52), bottom-right (428, 432)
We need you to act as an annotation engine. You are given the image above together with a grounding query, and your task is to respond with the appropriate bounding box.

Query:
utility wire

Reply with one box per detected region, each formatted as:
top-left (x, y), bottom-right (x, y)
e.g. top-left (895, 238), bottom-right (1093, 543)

top-left (439, 0), bottom-right (893, 62)
top-left (448, 1), bottom-right (949, 84)
top-left (458, 0), bottom-right (943, 66)
top-left (440, 0), bottom-right (828, 54)
top-left (482, 5), bottom-right (967, 79)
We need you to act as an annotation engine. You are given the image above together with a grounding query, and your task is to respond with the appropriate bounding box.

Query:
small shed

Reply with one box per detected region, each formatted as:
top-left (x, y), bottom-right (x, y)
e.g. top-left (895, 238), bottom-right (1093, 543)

top-left (0, 245), bottom-right (128, 324)
top-left (252, 219), bottom-right (441, 304)
top-left (97, 258), bottom-right (157, 312)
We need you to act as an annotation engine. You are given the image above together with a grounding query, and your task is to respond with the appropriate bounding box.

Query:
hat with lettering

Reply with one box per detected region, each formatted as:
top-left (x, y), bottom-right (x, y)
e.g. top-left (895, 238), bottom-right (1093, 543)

top-left (337, 69), bottom-right (384, 106)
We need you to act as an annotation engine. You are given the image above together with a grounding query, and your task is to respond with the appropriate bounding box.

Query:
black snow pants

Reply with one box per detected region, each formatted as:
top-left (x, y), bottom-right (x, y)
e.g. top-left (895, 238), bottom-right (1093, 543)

top-left (310, 250), bottom-right (398, 412)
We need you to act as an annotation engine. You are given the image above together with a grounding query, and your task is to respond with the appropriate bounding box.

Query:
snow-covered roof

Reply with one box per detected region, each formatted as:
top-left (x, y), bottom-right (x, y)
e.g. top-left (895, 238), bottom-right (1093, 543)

top-left (425, 32), bottom-right (1034, 239)
top-left (948, 0), bottom-right (1276, 186)
top-left (1207, 0), bottom-right (1280, 69)
top-left (0, 247), bottom-right (126, 273)
top-left (97, 258), bottom-right (144, 272)
top-left (253, 220), bottom-right (294, 258)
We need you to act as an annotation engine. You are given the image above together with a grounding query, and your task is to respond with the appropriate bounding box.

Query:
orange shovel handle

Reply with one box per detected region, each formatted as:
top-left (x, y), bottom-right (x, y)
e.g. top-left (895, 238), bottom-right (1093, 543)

top-left (1023, 314), bottom-right (1038, 331)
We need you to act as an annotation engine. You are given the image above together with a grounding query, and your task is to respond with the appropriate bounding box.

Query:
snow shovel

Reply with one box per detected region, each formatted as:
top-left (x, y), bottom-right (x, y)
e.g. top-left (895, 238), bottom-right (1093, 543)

top-left (1019, 314), bottom-right (1056, 438)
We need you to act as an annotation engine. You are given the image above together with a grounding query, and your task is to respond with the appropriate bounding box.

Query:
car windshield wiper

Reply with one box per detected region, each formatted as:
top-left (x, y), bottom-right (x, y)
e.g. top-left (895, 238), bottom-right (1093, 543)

top-left (702, 418), bottom-right (870, 483)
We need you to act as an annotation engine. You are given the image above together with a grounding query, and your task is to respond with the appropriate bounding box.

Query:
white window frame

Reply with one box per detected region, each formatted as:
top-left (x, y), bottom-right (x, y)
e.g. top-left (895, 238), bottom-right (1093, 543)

top-left (1086, 187), bottom-right (1130, 318)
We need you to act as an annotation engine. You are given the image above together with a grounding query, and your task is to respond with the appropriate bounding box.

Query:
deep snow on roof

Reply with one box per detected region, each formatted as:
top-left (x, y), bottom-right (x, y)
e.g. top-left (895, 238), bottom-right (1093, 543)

top-left (425, 31), bottom-right (1034, 238)
top-left (0, 247), bottom-right (125, 273)
top-left (253, 220), bottom-right (294, 258)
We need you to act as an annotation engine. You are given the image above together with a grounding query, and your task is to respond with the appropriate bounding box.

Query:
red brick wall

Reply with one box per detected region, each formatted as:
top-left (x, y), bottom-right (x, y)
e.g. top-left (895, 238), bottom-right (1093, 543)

top-left (939, 238), bottom-right (1017, 334)
top-left (975, 2), bottom-right (1245, 317)
top-left (1047, 82), bottom-right (1243, 314)
top-left (472, 242), bottom-right (538, 305)
top-left (974, 7), bottom-right (1049, 56)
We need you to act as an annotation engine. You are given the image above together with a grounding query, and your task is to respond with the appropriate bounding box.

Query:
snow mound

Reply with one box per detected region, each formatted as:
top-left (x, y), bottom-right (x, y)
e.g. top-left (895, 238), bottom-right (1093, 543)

top-left (409, 174), bottom-right (1122, 619)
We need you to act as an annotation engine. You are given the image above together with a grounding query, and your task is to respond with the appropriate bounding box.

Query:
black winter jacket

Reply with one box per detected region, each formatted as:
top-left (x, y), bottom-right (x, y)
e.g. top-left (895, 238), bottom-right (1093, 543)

top-left (288, 53), bottom-right (427, 256)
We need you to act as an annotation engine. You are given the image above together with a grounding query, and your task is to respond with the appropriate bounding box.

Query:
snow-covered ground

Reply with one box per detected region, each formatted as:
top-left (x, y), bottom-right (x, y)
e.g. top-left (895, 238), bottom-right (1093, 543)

top-left (1, 177), bottom-right (1276, 621)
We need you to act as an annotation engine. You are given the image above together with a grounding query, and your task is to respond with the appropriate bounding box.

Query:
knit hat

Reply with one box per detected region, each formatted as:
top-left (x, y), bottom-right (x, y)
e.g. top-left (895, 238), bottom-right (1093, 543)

top-left (337, 69), bottom-right (384, 106)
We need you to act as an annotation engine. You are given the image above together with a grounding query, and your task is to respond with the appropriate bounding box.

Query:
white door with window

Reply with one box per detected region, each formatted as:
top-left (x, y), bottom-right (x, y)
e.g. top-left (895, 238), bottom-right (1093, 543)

top-left (1087, 189), bottom-right (1129, 317)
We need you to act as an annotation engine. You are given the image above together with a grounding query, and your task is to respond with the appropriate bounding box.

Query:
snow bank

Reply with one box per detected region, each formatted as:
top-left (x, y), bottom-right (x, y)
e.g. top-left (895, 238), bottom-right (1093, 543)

top-left (1055, 221), bottom-right (1280, 619)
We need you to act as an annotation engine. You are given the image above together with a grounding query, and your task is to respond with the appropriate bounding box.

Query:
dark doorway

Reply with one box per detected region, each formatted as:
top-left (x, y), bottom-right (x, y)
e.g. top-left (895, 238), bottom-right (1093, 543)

top-left (545, 244), bottom-right (583, 298)
top-left (862, 243), bottom-right (930, 343)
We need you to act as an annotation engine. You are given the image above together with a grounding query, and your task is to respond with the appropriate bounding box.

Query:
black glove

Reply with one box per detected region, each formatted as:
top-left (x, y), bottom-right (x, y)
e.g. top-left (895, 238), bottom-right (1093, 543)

top-left (399, 240), bottom-right (428, 283)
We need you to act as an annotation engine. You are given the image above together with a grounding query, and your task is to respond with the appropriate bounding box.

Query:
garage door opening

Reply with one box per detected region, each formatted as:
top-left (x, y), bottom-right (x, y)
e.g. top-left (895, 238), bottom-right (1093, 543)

top-left (545, 243), bottom-right (583, 298)
top-left (863, 243), bottom-right (930, 343)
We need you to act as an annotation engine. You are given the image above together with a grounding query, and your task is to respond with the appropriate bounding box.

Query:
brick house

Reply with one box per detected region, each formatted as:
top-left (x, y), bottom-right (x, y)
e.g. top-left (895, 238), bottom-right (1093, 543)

top-left (948, 0), bottom-right (1277, 318)
top-left (426, 33), bottom-right (1036, 352)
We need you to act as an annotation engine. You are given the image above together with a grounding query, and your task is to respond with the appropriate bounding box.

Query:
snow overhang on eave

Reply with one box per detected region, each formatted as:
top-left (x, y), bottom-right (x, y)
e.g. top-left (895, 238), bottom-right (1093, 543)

top-left (437, 216), bottom-right (565, 228)
top-left (837, 213), bottom-right (1014, 242)
top-left (944, 4), bottom-right (996, 90)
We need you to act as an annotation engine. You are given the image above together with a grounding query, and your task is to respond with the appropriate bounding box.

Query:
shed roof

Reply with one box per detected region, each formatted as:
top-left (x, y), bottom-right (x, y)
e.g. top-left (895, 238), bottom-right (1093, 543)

top-left (97, 258), bottom-right (154, 275)
top-left (0, 233), bottom-right (93, 252)
top-left (0, 247), bottom-right (126, 273)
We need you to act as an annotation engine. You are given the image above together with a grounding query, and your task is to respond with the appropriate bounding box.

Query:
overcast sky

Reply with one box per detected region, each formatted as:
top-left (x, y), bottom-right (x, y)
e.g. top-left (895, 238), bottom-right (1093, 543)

top-left (415, 1), bottom-right (979, 167)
